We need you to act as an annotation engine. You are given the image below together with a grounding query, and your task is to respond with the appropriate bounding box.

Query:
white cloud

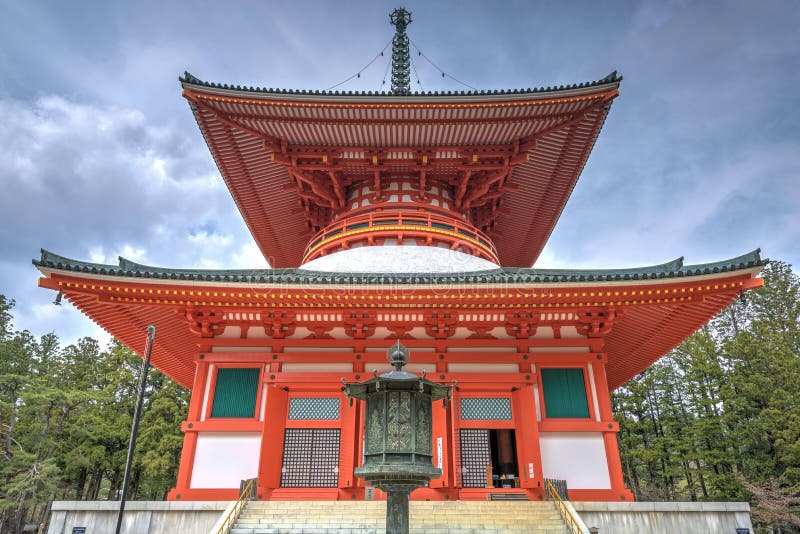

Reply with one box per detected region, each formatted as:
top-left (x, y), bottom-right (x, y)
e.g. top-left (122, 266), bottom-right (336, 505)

top-left (231, 243), bottom-right (270, 270)
top-left (0, 94), bottom-right (256, 343)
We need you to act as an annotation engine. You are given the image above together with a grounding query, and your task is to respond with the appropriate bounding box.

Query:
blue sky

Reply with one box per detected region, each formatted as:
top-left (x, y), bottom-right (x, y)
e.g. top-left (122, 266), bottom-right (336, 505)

top-left (0, 0), bottom-right (798, 345)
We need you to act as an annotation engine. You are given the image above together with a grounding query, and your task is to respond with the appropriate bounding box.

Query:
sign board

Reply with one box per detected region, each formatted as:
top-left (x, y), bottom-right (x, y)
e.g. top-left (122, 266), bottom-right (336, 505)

top-left (437, 437), bottom-right (443, 469)
top-left (736, 529), bottom-right (750, 534)
top-left (72, 528), bottom-right (87, 534)
top-left (365, 487), bottom-right (375, 500)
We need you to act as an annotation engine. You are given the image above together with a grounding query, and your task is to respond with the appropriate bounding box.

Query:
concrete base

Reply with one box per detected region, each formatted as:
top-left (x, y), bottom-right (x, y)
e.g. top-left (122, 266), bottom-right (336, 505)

top-left (46, 501), bottom-right (230, 534)
top-left (573, 501), bottom-right (753, 534)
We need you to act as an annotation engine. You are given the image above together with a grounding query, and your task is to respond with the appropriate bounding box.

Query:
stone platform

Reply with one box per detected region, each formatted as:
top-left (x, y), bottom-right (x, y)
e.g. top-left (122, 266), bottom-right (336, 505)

top-left (46, 499), bottom-right (753, 534)
top-left (574, 501), bottom-right (753, 533)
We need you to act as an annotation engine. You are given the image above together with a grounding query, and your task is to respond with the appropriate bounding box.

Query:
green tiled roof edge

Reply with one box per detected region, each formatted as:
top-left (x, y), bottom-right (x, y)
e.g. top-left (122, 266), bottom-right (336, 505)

top-left (179, 70), bottom-right (622, 98)
top-left (34, 249), bottom-right (765, 285)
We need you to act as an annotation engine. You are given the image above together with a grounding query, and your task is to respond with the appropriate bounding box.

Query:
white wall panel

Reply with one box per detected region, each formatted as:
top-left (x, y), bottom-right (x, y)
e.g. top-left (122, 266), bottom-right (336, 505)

top-left (540, 432), bottom-right (611, 489)
top-left (190, 432), bottom-right (260, 489)
top-left (281, 362), bottom-right (353, 373)
top-left (448, 363), bottom-right (519, 373)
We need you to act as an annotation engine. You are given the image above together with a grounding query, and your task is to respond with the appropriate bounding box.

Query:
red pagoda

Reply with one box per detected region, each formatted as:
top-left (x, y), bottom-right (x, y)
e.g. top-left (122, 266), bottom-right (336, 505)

top-left (35, 9), bottom-right (763, 503)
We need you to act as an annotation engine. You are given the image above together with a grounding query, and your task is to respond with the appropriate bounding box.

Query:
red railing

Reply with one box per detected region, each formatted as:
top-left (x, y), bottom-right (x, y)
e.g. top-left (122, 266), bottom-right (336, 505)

top-left (303, 209), bottom-right (498, 263)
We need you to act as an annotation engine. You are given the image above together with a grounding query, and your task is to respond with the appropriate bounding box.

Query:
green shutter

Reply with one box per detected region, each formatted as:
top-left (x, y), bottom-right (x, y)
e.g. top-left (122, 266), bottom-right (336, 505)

top-left (211, 368), bottom-right (260, 418)
top-left (541, 368), bottom-right (590, 418)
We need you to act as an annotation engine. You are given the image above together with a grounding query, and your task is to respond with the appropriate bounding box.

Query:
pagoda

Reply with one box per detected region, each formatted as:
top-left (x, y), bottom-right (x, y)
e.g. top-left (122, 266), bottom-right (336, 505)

top-left (35, 9), bottom-right (764, 503)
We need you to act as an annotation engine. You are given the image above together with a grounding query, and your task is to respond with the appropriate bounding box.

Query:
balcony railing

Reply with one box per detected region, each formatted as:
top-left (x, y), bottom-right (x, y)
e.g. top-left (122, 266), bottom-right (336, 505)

top-left (303, 209), bottom-right (498, 264)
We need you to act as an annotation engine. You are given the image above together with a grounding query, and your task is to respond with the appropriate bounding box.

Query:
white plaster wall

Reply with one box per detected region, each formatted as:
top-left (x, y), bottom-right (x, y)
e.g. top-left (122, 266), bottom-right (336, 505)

top-left (247, 326), bottom-right (269, 339)
top-left (210, 346), bottom-right (271, 352)
top-left (365, 346), bottom-right (434, 352)
top-left (281, 362), bottom-right (353, 372)
top-left (190, 432), bottom-right (260, 489)
top-left (447, 346), bottom-right (516, 353)
top-left (533, 326), bottom-right (555, 339)
top-left (488, 326), bottom-right (513, 339)
top-left (283, 346), bottom-right (351, 352)
top-left (299, 246), bottom-right (499, 273)
top-left (450, 326), bottom-right (473, 340)
top-left (539, 432), bottom-right (611, 489)
top-left (447, 363), bottom-right (520, 373)
top-left (530, 346), bottom-right (590, 353)
top-left (559, 326), bottom-right (585, 339)
top-left (216, 326), bottom-right (241, 338)
top-left (367, 363), bottom-right (436, 374)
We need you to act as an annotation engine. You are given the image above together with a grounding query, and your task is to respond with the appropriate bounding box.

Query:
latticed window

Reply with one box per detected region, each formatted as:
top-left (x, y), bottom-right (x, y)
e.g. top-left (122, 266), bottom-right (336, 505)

top-left (459, 429), bottom-right (491, 488)
top-left (210, 367), bottom-right (260, 418)
top-left (280, 429), bottom-right (340, 487)
top-left (288, 398), bottom-right (340, 420)
top-left (540, 368), bottom-right (590, 418)
top-left (460, 398), bottom-right (512, 420)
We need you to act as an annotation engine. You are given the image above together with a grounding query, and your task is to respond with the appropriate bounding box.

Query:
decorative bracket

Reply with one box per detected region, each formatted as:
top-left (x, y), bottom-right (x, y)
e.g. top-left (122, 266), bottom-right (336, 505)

top-left (184, 307), bottom-right (226, 338)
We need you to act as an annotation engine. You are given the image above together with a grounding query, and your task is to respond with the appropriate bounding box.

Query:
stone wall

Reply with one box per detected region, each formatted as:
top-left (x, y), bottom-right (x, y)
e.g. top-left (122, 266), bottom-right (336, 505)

top-left (47, 501), bottom-right (230, 534)
top-left (573, 501), bottom-right (753, 534)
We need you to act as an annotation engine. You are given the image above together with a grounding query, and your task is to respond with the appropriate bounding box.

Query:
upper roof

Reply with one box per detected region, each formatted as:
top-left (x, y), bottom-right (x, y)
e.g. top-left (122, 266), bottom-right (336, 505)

top-left (180, 71), bottom-right (621, 268)
top-left (180, 70), bottom-right (622, 99)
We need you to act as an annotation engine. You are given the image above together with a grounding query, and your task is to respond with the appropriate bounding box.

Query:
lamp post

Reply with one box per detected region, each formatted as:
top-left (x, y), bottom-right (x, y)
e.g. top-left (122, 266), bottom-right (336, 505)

top-left (114, 325), bottom-right (155, 534)
top-left (343, 342), bottom-right (453, 534)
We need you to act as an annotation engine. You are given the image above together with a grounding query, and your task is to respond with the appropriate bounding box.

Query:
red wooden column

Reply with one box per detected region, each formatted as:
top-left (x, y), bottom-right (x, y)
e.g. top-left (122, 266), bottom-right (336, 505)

top-left (413, 393), bottom-right (453, 501)
top-left (257, 384), bottom-right (289, 499)
top-left (431, 395), bottom-right (451, 491)
top-left (449, 386), bottom-right (462, 492)
top-left (591, 359), bottom-right (634, 501)
top-left (511, 383), bottom-right (543, 497)
top-left (338, 392), bottom-right (358, 496)
top-left (169, 360), bottom-right (210, 499)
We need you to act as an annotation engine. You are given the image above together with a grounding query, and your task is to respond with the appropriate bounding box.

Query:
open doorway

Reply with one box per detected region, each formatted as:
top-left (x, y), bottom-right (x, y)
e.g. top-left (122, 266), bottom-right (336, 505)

top-left (489, 429), bottom-right (518, 488)
top-left (459, 429), bottom-right (519, 488)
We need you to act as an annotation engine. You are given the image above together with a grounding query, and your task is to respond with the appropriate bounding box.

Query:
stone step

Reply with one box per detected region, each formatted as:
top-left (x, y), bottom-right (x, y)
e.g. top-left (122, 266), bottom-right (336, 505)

top-left (234, 523), bottom-right (566, 528)
top-left (232, 501), bottom-right (568, 534)
top-left (239, 514), bottom-right (560, 523)
top-left (231, 529), bottom-right (567, 534)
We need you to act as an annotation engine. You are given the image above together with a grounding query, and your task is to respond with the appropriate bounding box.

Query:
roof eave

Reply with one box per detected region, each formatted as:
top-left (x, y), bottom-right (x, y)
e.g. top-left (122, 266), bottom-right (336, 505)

top-left (179, 71), bottom-right (622, 105)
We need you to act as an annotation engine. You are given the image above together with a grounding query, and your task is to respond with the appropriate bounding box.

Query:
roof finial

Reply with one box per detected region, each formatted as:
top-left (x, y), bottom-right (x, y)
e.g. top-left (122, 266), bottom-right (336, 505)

top-left (389, 7), bottom-right (412, 95)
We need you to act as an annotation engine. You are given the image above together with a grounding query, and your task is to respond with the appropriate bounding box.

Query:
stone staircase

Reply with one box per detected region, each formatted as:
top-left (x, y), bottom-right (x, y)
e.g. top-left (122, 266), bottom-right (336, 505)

top-left (230, 500), bottom-right (569, 533)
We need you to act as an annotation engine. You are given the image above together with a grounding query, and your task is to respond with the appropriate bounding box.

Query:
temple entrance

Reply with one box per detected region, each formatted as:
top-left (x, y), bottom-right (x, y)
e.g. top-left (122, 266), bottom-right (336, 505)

top-left (459, 429), bottom-right (519, 488)
top-left (489, 429), bottom-right (519, 487)
top-left (280, 428), bottom-right (340, 487)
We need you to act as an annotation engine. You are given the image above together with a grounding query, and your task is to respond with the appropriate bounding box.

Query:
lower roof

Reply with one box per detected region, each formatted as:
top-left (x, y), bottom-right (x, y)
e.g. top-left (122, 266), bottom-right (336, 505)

top-left (34, 249), bottom-right (764, 390)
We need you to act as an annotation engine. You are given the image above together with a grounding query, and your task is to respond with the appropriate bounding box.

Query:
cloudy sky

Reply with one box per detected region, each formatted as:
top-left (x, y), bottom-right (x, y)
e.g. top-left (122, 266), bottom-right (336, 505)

top-left (0, 0), bottom-right (797, 346)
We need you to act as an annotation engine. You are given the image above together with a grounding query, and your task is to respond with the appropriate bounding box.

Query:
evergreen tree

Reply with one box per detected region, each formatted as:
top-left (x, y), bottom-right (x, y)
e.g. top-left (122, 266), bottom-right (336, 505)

top-left (0, 296), bottom-right (188, 533)
top-left (614, 261), bottom-right (800, 531)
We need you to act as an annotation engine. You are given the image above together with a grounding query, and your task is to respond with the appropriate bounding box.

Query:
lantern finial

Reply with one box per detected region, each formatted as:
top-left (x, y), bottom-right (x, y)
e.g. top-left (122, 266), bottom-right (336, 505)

top-left (387, 340), bottom-right (409, 371)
